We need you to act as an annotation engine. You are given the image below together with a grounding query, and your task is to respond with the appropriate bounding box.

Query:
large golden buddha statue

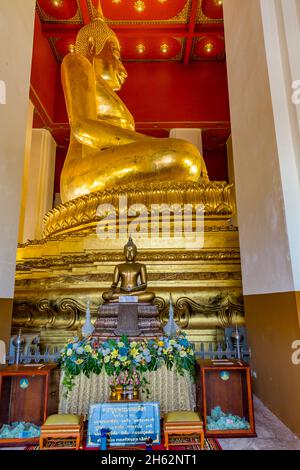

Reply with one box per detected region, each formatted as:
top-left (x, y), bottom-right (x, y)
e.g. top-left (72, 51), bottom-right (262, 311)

top-left (60, 2), bottom-right (208, 203)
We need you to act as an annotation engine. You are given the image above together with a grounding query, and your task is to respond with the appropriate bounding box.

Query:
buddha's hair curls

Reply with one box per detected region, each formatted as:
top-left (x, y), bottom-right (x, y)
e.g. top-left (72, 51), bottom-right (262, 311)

top-left (75, 17), bottom-right (120, 59)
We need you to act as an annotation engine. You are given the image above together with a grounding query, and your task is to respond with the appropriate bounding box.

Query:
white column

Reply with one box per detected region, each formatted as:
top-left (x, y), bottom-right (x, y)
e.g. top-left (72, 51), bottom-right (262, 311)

top-left (22, 129), bottom-right (57, 242)
top-left (223, 0), bottom-right (296, 296)
top-left (170, 128), bottom-right (203, 155)
top-left (260, 0), bottom-right (300, 292)
top-left (18, 101), bottom-right (34, 243)
top-left (226, 135), bottom-right (238, 226)
top-left (223, 0), bottom-right (300, 436)
top-left (0, 0), bottom-right (36, 344)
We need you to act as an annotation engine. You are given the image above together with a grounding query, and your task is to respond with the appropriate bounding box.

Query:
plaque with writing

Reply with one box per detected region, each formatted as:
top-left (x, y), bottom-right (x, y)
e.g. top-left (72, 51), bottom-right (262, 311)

top-left (87, 402), bottom-right (160, 447)
top-left (119, 296), bottom-right (139, 303)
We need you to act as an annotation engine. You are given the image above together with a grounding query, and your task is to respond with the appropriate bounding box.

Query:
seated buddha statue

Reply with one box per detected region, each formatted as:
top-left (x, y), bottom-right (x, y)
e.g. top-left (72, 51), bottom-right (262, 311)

top-left (60, 2), bottom-right (209, 203)
top-left (102, 237), bottom-right (155, 303)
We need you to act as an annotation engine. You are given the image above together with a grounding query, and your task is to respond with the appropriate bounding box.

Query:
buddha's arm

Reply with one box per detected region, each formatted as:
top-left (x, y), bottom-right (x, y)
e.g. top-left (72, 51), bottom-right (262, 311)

top-left (129, 266), bottom-right (147, 292)
top-left (72, 118), bottom-right (152, 150)
top-left (111, 266), bottom-right (120, 290)
top-left (62, 53), bottom-right (153, 150)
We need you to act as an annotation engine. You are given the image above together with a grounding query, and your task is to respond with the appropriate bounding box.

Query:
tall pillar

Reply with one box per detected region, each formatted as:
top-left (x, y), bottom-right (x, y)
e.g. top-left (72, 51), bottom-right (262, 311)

top-left (22, 129), bottom-right (57, 242)
top-left (0, 0), bottom-right (36, 345)
top-left (226, 135), bottom-right (238, 226)
top-left (169, 128), bottom-right (203, 155)
top-left (223, 0), bottom-right (300, 435)
top-left (18, 101), bottom-right (34, 243)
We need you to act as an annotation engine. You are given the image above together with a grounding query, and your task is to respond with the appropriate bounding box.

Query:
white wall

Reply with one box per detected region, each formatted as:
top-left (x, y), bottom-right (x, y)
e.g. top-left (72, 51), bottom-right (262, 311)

top-left (223, 0), bottom-right (295, 295)
top-left (260, 0), bottom-right (300, 292)
top-left (0, 0), bottom-right (36, 298)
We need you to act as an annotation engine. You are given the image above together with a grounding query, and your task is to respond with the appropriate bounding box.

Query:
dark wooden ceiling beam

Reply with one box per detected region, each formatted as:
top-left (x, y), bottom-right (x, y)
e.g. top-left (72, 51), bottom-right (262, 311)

top-left (183, 0), bottom-right (200, 66)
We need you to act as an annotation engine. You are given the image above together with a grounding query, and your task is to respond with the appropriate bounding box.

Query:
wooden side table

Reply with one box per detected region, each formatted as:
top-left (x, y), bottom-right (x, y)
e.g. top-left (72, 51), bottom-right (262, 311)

top-left (196, 359), bottom-right (256, 438)
top-left (0, 364), bottom-right (59, 446)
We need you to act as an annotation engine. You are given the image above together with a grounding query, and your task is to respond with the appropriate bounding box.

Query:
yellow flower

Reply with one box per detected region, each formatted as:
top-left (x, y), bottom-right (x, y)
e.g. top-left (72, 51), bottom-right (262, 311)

top-left (84, 345), bottom-right (93, 353)
top-left (180, 350), bottom-right (187, 357)
top-left (130, 347), bottom-right (139, 358)
top-left (158, 341), bottom-right (164, 347)
top-left (111, 349), bottom-right (118, 358)
top-left (118, 341), bottom-right (124, 348)
top-left (104, 355), bottom-right (110, 363)
top-left (125, 360), bottom-right (131, 366)
top-left (114, 361), bottom-right (120, 367)
top-left (67, 349), bottom-right (72, 356)
top-left (163, 349), bottom-right (168, 354)
top-left (76, 359), bottom-right (83, 365)
top-left (170, 339), bottom-right (176, 345)
top-left (187, 348), bottom-right (193, 355)
top-left (131, 341), bottom-right (137, 348)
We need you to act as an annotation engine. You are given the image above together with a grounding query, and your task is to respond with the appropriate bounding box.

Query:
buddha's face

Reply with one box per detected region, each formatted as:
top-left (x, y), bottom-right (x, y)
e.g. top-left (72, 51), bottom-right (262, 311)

top-left (124, 245), bottom-right (137, 262)
top-left (91, 40), bottom-right (127, 91)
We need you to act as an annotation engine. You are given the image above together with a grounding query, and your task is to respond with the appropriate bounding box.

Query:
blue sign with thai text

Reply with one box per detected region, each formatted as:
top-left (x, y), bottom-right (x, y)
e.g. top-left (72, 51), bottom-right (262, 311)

top-left (87, 402), bottom-right (160, 447)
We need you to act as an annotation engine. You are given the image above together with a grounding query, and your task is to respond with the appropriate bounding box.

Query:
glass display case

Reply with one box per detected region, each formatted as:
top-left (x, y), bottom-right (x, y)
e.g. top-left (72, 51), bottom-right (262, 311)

top-left (196, 359), bottom-right (256, 437)
top-left (0, 364), bottom-right (59, 445)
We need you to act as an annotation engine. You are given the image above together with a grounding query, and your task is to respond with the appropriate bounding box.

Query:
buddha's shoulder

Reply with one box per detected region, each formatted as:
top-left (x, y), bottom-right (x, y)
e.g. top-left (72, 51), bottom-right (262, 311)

top-left (116, 262), bottom-right (144, 269)
top-left (62, 52), bottom-right (92, 70)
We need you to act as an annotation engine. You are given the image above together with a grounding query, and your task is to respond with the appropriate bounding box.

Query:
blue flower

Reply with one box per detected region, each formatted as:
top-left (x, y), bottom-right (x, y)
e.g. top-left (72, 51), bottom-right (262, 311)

top-left (145, 356), bottom-right (151, 363)
top-left (179, 338), bottom-right (189, 348)
top-left (119, 347), bottom-right (129, 356)
top-left (143, 348), bottom-right (150, 356)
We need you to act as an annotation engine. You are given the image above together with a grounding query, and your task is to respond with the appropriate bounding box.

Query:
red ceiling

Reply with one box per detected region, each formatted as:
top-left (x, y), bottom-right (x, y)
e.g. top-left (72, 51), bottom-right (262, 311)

top-left (36, 0), bottom-right (225, 63)
top-left (31, 0), bottom-right (230, 184)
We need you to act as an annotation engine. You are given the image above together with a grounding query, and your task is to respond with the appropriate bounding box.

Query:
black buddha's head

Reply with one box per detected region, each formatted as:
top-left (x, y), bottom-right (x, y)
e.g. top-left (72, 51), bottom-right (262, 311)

top-left (75, 1), bottom-right (127, 91)
top-left (124, 236), bottom-right (137, 262)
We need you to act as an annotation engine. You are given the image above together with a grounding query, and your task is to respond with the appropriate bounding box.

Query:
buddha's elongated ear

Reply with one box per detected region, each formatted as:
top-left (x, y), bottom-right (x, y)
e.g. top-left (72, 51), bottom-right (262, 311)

top-left (88, 36), bottom-right (96, 56)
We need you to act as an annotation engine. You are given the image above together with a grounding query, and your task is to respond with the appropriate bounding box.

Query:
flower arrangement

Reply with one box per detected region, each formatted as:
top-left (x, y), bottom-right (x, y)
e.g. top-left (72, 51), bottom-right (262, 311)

top-left (59, 333), bottom-right (195, 395)
top-left (109, 370), bottom-right (141, 388)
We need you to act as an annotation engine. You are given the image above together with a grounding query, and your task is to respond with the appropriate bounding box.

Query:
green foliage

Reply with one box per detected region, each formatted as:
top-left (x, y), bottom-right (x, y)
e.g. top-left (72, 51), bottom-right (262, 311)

top-left (60, 333), bottom-right (196, 396)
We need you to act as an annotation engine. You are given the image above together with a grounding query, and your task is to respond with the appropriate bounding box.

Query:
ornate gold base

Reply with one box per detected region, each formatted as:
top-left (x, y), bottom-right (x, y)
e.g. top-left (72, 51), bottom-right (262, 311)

top-left (42, 181), bottom-right (235, 238)
top-left (14, 181), bottom-right (243, 350)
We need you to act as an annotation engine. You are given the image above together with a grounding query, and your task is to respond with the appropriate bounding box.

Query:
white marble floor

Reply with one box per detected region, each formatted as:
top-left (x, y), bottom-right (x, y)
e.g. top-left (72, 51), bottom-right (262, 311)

top-left (219, 396), bottom-right (300, 450)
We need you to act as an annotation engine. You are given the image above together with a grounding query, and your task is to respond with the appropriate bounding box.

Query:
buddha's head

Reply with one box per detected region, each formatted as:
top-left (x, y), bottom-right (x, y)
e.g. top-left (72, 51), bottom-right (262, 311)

top-left (75, 2), bottom-right (127, 91)
top-left (124, 236), bottom-right (137, 262)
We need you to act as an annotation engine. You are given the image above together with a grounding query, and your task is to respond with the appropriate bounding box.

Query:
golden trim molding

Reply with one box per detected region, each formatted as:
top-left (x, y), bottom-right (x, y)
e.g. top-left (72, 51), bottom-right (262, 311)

top-left (12, 293), bottom-right (244, 333)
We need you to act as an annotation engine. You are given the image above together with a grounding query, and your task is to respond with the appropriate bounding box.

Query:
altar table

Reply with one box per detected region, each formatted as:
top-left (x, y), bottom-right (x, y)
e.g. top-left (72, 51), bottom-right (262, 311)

top-left (59, 365), bottom-right (196, 416)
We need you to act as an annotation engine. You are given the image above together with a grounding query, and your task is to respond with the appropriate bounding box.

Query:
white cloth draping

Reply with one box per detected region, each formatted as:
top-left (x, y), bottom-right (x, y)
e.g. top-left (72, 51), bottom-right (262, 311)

top-left (59, 365), bottom-right (196, 417)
